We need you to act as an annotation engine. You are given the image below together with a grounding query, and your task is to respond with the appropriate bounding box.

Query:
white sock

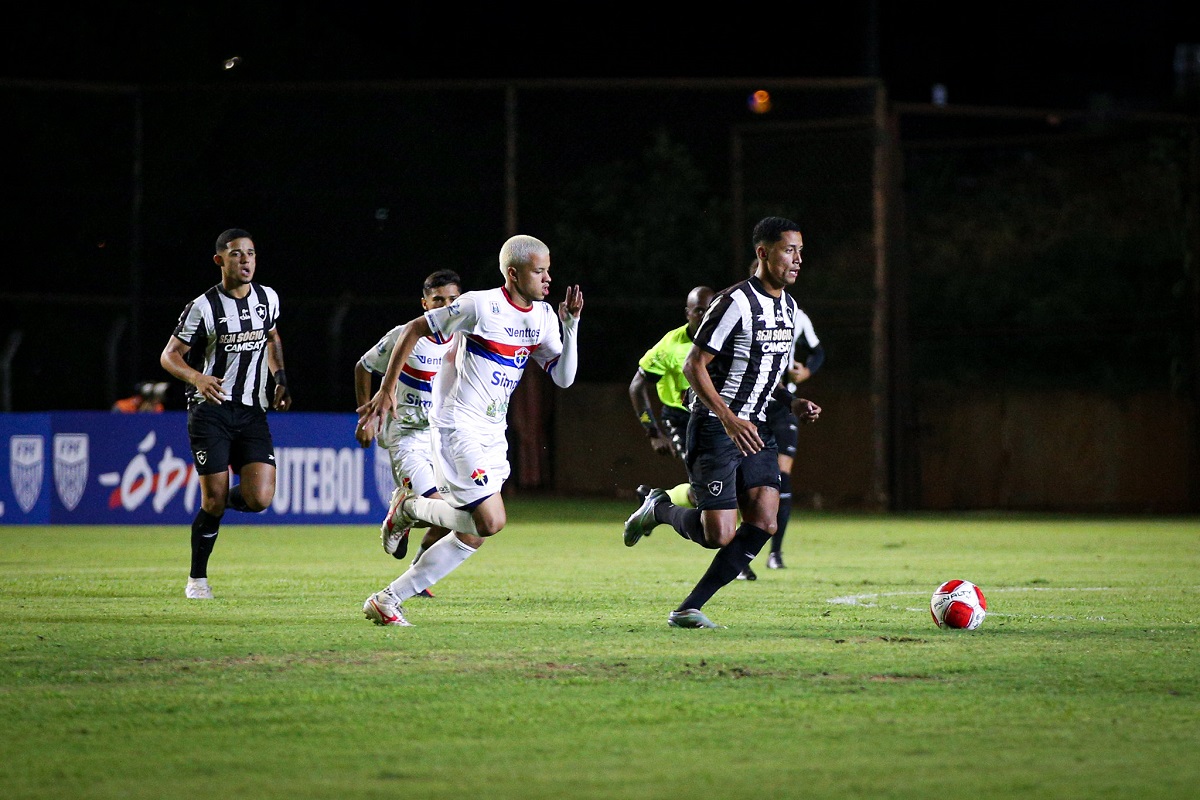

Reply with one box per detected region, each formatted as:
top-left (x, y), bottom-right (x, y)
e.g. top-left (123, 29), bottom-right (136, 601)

top-left (409, 495), bottom-right (479, 535)
top-left (388, 534), bottom-right (476, 600)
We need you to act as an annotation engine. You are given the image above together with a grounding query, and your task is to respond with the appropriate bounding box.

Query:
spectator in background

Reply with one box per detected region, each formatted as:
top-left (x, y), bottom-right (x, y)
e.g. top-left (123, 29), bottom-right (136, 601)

top-left (112, 381), bottom-right (168, 413)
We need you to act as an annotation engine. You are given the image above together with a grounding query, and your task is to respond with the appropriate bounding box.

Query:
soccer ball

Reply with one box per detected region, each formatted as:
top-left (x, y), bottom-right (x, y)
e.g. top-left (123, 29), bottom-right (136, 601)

top-left (930, 579), bottom-right (987, 630)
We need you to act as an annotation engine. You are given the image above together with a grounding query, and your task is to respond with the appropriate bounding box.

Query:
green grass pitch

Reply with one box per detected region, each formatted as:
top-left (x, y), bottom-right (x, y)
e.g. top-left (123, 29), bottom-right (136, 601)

top-left (1, 498), bottom-right (1197, 799)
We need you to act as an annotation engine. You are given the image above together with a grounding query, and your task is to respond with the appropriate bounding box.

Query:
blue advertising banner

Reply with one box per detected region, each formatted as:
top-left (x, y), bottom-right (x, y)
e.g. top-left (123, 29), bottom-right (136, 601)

top-left (0, 412), bottom-right (397, 525)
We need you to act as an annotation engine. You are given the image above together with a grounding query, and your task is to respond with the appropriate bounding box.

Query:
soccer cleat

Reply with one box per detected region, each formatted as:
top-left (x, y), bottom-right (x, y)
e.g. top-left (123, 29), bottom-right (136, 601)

top-left (623, 487), bottom-right (667, 547)
top-left (363, 589), bottom-right (412, 626)
top-left (416, 588), bottom-right (434, 598)
top-left (768, 552), bottom-right (785, 569)
top-left (667, 608), bottom-right (723, 629)
top-left (736, 565), bottom-right (757, 581)
top-left (185, 577), bottom-right (213, 600)
top-left (381, 487), bottom-right (415, 558)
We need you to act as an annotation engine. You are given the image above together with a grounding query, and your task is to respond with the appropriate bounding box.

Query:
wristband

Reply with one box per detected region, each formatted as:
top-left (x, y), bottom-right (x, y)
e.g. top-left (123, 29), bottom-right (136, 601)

top-left (638, 410), bottom-right (658, 438)
top-left (273, 369), bottom-right (288, 388)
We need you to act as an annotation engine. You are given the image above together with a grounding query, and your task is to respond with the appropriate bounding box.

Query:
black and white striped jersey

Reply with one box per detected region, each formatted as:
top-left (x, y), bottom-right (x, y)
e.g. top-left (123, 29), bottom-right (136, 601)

top-left (690, 275), bottom-right (798, 422)
top-left (171, 282), bottom-right (281, 410)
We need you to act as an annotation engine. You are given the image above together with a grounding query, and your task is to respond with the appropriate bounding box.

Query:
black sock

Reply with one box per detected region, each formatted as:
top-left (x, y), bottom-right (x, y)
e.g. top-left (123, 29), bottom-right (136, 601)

top-left (677, 523), bottom-right (772, 611)
top-left (658, 503), bottom-right (709, 547)
top-left (773, 471), bottom-right (792, 554)
top-left (227, 483), bottom-right (250, 512)
top-left (190, 509), bottom-right (222, 579)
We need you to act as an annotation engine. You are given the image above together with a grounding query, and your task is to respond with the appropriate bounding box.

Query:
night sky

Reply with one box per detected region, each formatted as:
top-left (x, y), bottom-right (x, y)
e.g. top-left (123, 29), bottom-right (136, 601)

top-left (4, 2), bottom-right (1197, 110)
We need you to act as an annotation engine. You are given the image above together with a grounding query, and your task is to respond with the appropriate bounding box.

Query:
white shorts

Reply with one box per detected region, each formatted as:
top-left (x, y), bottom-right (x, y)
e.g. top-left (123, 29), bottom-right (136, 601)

top-left (380, 424), bottom-right (438, 497)
top-left (431, 424), bottom-right (510, 508)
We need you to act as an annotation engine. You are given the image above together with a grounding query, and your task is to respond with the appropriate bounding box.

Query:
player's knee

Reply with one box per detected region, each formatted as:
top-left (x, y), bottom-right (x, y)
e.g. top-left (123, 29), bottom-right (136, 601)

top-left (242, 485), bottom-right (275, 512)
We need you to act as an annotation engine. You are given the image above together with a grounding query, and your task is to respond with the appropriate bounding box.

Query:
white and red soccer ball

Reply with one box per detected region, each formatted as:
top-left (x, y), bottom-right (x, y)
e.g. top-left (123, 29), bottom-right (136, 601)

top-left (930, 579), bottom-right (987, 630)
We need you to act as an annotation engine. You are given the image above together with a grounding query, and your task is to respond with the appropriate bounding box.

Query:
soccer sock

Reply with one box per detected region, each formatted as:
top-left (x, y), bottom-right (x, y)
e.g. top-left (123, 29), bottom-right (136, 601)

top-left (388, 534), bottom-right (476, 601)
top-left (676, 523), bottom-right (771, 611)
top-left (666, 482), bottom-right (693, 508)
top-left (657, 502), bottom-right (710, 547)
top-left (773, 471), bottom-right (792, 554)
top-left (189, 509), bottom-right (222, 579)
top-left (409, 495), bottom-right (480, 535)
top-left (227, 483), bottom-right (250, 512)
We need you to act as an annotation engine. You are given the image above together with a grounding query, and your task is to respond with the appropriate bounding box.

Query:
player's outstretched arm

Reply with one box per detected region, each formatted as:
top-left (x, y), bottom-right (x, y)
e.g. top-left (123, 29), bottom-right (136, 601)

top-left (357, 315), bottom-right (432, 430)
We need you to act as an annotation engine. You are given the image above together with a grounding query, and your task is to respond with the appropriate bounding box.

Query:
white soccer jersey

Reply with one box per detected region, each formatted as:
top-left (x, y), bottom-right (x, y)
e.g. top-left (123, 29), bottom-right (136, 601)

top-left (359, 325), bottom-right (451, 432)
top-left (171, 282), bottom-right (281, 410)
top-left (424, 286), bottom-right (565, 431)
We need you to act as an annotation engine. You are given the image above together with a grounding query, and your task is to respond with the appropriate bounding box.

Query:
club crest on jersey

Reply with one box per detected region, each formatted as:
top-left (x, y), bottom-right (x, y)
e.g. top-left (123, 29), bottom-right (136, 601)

top-left (255, 304), bottom-right (267, 321)
top-left (471, 468), bottom-right (488, 486)
top-left (514, 347), bottom-right (530, 368)
top-left (707, 480), bottom-right (723, 496)
top-left (195, 450), bottom-right (207, 466)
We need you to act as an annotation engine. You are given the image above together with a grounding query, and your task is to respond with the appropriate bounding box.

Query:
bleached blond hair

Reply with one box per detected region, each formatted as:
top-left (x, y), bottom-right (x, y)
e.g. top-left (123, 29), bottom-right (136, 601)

top-left (498, 234), bottom-right (549, 279)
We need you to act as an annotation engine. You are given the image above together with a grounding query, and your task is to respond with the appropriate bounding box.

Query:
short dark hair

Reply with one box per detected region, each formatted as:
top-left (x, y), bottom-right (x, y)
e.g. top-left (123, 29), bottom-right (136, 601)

top-left (751, 217), bottom-right (801, 248)
top-left (423, 269), bottom-right (462, 294)
top-left (215, 228), bottom-right (253, 253)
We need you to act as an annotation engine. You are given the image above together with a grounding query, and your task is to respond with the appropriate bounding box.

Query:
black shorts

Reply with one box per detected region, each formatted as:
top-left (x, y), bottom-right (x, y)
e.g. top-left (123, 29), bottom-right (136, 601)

top-left (765, 397), bottom-right (798, 459)
top-left (659, 405), bottom-right (691, 461)
top-left (685, 413), bottom-right (779, 511)
top-left (187, 402), bottom-right (276, 476)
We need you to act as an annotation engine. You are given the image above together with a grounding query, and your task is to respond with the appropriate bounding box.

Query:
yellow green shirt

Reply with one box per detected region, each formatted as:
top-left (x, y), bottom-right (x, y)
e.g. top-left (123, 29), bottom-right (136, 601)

top-left (638, 323), bottom-right (694, 411)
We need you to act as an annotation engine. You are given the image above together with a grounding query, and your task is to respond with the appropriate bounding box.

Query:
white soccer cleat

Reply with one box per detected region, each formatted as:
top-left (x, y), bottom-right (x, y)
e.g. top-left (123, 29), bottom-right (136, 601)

top-left (363, 589), bottom-right (412, 627)
top-left (185, 577), bottom-right (213, 600)
top-left (380, 487), bottom-right (416, 557)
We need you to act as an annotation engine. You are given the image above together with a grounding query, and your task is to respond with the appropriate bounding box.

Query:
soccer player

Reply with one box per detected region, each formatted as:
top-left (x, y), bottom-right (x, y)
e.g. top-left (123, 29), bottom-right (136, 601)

top-left (357, 235), bottom-right (583, 626)
top-left (622, 216), bottom-right (821, 628)
top-left (628, 285), bottom-right (714, 507)
top-left (354, 269), bottom-right (463, 595)
top-left (760, 313), bottom-right (824, 571)
top-left (160, 228), bottom-right (292, 600)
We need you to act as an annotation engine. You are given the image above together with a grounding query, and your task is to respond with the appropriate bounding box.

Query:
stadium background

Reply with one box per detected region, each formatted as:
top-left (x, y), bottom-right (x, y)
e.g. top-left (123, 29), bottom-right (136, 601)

top-left (2, 4), bottom-right (1198, 513)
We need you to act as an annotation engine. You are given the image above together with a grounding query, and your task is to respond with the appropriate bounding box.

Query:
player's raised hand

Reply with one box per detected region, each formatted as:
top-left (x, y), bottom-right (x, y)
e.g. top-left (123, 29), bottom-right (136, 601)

top-left (559, 285), bottom-right (584, 321)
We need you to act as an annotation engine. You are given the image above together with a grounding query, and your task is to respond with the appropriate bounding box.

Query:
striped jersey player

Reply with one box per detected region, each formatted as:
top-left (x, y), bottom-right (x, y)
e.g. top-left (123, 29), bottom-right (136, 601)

top-left (160, 228), bottom-right (292, 602)
top-left (621, 216), bottom-right (823, 630)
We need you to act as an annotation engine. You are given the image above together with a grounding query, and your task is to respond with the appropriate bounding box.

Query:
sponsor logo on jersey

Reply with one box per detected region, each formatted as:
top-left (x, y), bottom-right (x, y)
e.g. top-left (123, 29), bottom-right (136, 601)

top-left (490, 301), bottom-right (500, 314)
top-left (53, 434), bottom-right (89, 512)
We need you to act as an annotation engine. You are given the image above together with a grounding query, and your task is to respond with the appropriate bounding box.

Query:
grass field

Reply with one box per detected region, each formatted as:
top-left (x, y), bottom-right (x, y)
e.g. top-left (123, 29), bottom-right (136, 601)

top-left (1, 498), bottom-right (1197, 799)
